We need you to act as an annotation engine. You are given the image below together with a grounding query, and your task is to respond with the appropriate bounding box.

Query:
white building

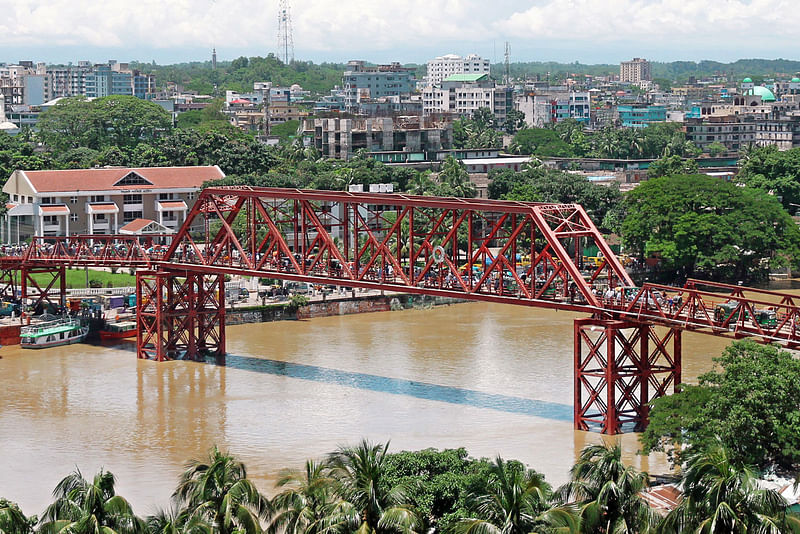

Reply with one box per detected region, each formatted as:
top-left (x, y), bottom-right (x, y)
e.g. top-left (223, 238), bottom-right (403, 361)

top-left (425, 54), bottom-right (490, 86)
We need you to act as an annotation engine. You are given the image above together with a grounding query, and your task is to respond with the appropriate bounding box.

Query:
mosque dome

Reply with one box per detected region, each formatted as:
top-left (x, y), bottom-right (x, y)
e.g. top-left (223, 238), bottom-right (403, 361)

top-left (792, 77), bottom-right (800, 83)
top-left (747, 86), bottom-right (776, 102)
top-left (743, 77), bottom-right (753, 83)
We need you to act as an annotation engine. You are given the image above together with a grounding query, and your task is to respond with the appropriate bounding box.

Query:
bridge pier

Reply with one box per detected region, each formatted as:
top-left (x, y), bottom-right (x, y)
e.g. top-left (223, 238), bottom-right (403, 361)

top-left (574, 318), bottom-right (681, 434)
top-left (21, 265), bottom-right (66, 314)
top-left (136, 270), bottom-right (226, 361)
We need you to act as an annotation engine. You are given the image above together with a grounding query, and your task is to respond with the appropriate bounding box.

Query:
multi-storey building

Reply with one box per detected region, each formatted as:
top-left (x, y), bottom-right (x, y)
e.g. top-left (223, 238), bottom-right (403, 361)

top-left (422, 74), bottom-right (513, 125)
top-left (2, 166), bottom-right (224, 243)
top-left (516, 92), bottom-right (591, 126)
top-left (685, 116), bottom-right (757, 153)
top-left (342, 61), bottom-right (416, 113)
top-left (617, 104), bottom-right (667, 128)
top-left (620, 58), bottom-right (651, 83)
top-left (425, 54), bottom-right (490, 86)
top-left (302, 116), bottom-right (452, 160)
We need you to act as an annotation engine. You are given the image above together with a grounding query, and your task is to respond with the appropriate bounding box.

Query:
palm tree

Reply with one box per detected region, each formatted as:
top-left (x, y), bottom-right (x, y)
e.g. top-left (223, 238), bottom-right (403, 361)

top-left (0, 498), bottom-right (34, 534)
top-left (559, 443), bottom-right (657, 533)
top-left (407, 172), bottom-right (435, 196)
top-left (326, 440), bottom-right (421, 534)
top-left (438, 156), bottom-right (475, 198)
top-left (39, 469), bottom-right (145, 534)
top-left (661, 444), bottom-right (800, 533)
top-left (146, 507), bottom-right (211, 534)
top-left (449, 456), bottom-right (579, 534)
top-left (269, 460), bottom-right (351, 534)
top-left (173, 446), bottom-right (271, 534)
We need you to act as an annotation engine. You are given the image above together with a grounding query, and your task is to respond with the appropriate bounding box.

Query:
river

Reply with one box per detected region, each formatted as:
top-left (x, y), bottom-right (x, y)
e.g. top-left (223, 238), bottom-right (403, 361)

top-left (0, 300), bottom-right (742, 516)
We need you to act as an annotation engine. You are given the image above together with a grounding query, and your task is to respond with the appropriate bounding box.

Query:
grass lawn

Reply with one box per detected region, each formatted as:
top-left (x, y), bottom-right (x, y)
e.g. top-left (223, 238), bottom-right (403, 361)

top-left (28, 268), bottom-right (137, 289)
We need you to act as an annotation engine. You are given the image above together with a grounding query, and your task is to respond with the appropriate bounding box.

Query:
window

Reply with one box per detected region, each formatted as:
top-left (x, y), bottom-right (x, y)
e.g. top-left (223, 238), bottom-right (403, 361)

top-left (123, 211), bottom-right (143, 223)
top-left (188, 192), bottom-right (195, 200)
top-left (43, 215), bottom-right (59, 225)
top-left (158, 192), bottom-right (174, 200)
top-left (70, 196), bottom-right (78, 204)
top-left (13, 194), bottom-right (18, 202)
top-left (123, 194), bottom-right (142, 205)
top-left (70, 214), bottom-right (78, 222)
top-left (90, 195), bottom-right (106, 203)
top-left (114, 172), bottom-right (152, 186)
top-left (95, 213), bottom-right (106, 221)
top-left (41, 197), bottom-right (53, 204)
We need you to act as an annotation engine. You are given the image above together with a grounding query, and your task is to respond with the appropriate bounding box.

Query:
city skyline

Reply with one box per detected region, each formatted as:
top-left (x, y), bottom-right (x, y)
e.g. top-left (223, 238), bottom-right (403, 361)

top-left (1, 0), bottom-right (799, 66)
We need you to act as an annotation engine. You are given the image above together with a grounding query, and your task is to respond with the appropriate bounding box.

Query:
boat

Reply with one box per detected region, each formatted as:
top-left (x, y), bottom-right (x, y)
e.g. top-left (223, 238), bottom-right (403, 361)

top-left (20, 316), bottom-right (89, 349)
top-left (99, 320), bottom-right (137, 340)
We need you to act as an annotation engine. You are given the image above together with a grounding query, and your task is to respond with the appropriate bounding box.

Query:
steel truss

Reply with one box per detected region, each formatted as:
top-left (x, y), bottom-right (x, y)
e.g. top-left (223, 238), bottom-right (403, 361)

top-left (3, 187), bottom-right (799, 435)
top-left (574, 318), bottom-right (681, 434)
top-left (163, 187), bottom-right (633, 312)
top-left (136, 270), bottom-right (225, 361)
top-left (21, 265), bottom-right (66, 313)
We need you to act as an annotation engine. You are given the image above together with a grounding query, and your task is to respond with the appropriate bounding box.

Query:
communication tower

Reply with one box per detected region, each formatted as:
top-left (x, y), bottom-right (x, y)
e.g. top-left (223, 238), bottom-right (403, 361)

top-left (277, 0), bottom-right (295, 64)
top-left (504, 42), bottom-right (510, 85)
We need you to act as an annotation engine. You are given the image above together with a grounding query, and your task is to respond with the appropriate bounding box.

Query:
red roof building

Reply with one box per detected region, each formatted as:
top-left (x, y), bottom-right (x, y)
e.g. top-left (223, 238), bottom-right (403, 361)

top-left (3, 165), bottom-right (224, 243)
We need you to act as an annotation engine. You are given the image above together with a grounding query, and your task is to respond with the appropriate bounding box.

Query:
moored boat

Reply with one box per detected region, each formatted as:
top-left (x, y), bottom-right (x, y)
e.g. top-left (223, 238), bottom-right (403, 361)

top-left (20, 317), bottom-right (89, 349)
top-left (99, 320), bottom-right (137, 340)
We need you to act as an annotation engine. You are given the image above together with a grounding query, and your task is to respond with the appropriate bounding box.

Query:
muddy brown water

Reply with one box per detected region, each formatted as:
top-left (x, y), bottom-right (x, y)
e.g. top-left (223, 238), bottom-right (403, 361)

top-left (0, 299), bottom-right (752, 515)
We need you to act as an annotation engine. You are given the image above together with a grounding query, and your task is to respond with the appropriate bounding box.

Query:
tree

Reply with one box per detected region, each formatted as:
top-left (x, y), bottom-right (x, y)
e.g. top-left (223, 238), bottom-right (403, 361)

top-left (173, 446), bottom-right (271, 534)
top-left (661, 443), bottom-right (800, 533)
top-left (737, 145), bottom-right (800, 211)
top-left (499, 168), bottom-right (622, 230)
top-left (503, 110), bottom-right (526, 135)
top-left (327, 440), bottom-right (421, 534)
top-left (559, 443), bottom-right (657, 533)
top-left (706, 142), bottom-right (727, 157)
top-left (269, 460), bottom-right (348, 534)
top-left (647, 155), bottom-right (698, 178)
top-left (437, 156), bottom-right (475, 198)
top-left (450, 457), bottom-right (578, 534)
top-left (640, 340), bottom-right (800, 470)
top-left (0, 499), bottom-right (34, 534)
top-left (36, 97), bottom-right (102, 151)
top-left (621, 174), bottom-right (800, 282)
top-left (39, 469), bottom-right (145, 534)
top-left (511, 128), bottom-right (574, 157)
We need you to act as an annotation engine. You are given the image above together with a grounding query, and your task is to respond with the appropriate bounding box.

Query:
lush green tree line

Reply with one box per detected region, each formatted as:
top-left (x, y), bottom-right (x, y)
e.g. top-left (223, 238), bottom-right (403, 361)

top-left (509, 121), bottom-right (699, 160)
top-left (2, 437), bottom-right (797, 534)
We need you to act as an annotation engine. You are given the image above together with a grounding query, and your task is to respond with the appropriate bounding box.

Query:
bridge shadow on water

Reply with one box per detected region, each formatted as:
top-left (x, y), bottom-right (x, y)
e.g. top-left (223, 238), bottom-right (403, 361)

top-left (219, 354), bottom-right (573, 423)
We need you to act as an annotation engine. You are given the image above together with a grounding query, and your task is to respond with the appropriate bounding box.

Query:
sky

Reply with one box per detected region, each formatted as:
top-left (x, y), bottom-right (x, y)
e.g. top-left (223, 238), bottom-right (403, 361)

top-left (0, 0), bottom-right (798, 66)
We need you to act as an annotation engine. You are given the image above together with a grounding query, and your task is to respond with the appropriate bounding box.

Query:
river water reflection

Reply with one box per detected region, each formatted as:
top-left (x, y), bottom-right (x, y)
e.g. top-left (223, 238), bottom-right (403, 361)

top-left (0, 301), bottom-right (742, 515)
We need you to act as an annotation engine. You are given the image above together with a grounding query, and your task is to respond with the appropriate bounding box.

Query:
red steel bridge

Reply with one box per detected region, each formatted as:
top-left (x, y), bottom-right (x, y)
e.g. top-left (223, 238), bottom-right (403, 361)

top-left (2, 186), bottom-right (800, 434)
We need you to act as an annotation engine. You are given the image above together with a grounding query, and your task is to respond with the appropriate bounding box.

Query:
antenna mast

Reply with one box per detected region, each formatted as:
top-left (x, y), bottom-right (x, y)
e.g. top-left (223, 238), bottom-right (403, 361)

top-left (504, 42), bottom-right (510, 85)
top-left (277, 0), bottom-right (295, 64)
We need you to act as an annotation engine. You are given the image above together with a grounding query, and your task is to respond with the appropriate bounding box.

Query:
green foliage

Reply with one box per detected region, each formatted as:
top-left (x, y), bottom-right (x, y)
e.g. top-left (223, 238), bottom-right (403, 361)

top-left (647, 154), bottom-right (699, 178)
top-left (559, 443), bottom-right (657, 533)
top-left (0, 499), bottom-right (35, 534)
top-left (662, 443), bottom-right (800, 533)
top-left (38, 96), bottom-right (172, 151)
top-left (512, 128), bottom-right (574, 157)
top-left (173, 446), bottom-right (270, 534)
top-left (288, 294), bottom-right (309, 310)
top-left (621, 174), bottom-right (800, 281)
top-left (269, 120), bottom-right (301, 143)
top-left (176, 99), bottom-right (228, 131)
top-left (131, 56), bottom-right (345, 96)
top-left (706, 141), bottom-right (727, 157)
top-left (491, 167), bottom-right (622, 230)
top-left (737, 145), bottom-right (800, 211)
top-left (641, 340), bottom-right (800, 470)
top-left (380, 448), bottom-right (493, 532)
top-left (453, 111), bottom-right (501, 149)
top-left (436, 156), bottom-right (475, 198)
top-left (39, 468), bottom-right (145, 534)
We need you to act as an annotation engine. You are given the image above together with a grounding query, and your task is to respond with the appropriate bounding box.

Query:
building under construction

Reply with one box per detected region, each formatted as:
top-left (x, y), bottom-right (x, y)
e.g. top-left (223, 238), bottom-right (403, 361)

top-left (302, 116), bottom-right (452, 160)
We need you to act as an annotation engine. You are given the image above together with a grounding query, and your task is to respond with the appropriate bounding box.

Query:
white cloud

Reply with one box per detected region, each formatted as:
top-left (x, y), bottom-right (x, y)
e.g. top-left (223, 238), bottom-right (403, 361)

top-left (0, 0), bottom-right (797, 61)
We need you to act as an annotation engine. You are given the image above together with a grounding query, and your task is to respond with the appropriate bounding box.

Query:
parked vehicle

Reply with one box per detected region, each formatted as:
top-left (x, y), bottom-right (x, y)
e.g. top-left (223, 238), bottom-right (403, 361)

top-left (0, 301), bottom-right (20, 316)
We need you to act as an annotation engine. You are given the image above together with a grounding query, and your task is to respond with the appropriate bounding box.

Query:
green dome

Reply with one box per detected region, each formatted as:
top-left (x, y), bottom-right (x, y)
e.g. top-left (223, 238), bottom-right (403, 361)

top-left (791, 77), bottom-right (800, 83)
top-left (743, 77), bottom-right (753, 83)
top-left (747, 86), bottom-right (776, 102)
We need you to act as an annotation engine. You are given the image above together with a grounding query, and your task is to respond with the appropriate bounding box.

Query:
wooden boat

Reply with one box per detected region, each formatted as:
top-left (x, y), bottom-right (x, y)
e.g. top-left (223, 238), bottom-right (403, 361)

top-left (20, 317), bottom-right (89, 349)
top-left (99, 320), bottom-right (137, 340)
